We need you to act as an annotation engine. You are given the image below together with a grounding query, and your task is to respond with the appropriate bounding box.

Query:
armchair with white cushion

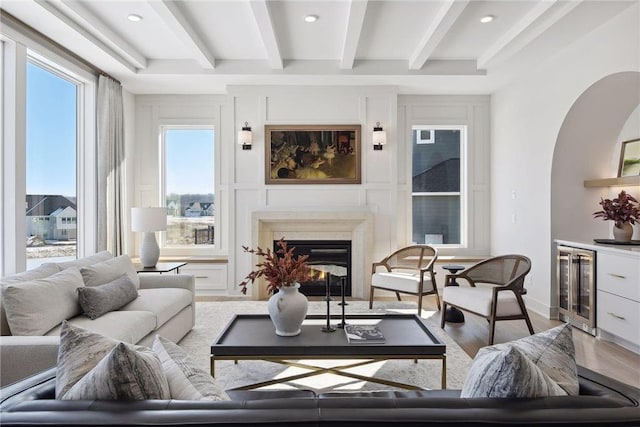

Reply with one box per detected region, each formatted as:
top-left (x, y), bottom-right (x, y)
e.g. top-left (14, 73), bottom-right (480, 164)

top-left (440, 254), bottom-right (535, 345)
top-left (369, 245), bottom-right (440, 314)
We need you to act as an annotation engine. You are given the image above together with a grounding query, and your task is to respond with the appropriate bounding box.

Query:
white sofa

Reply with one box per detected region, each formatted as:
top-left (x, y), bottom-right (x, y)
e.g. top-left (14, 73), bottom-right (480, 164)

top-left (0, 251), bottom-right (195, 386)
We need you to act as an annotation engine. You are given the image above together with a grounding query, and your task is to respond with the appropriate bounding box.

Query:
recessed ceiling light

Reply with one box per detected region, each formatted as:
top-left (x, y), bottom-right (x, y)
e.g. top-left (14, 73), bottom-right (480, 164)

top-left (480, 15), bottom-right (495, 24)
top-left (128, 14), bottom-right (143, 22)
top-left (304, 15), bottom-right (318, 23)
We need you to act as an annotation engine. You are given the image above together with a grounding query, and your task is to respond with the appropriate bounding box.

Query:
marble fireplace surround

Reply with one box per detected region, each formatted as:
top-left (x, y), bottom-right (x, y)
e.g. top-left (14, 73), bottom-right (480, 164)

top-left (251, 209), bottom-right (374, 300)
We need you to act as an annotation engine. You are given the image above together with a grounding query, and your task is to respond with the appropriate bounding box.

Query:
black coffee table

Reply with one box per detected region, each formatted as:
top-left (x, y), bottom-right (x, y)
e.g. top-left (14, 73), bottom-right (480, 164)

top-left (210, 313), bottom-right (446, 390)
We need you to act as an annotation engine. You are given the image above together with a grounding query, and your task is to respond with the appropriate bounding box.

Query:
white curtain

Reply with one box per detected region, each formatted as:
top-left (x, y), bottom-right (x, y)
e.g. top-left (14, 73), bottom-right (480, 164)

top-left (97, 75), bottom-right (125, 255)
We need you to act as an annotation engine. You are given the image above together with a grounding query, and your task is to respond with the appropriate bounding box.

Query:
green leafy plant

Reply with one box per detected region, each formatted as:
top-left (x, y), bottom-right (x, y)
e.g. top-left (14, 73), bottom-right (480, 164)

top-left (593, 190), bottom-right (640, 228)
top-left (239, 238), bottom-right (310, 295)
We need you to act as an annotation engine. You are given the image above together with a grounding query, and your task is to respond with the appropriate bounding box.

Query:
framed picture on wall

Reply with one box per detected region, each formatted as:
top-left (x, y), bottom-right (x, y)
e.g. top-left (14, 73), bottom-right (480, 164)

top-left (618, 138), bottom-right (640, 177)
top-left (265, 124), bottom-right (361, 185)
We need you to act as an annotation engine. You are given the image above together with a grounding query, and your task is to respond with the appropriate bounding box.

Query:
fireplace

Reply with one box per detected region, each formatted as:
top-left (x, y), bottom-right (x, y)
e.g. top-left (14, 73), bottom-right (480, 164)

top-left (275, 240), bottom-right (351, 297)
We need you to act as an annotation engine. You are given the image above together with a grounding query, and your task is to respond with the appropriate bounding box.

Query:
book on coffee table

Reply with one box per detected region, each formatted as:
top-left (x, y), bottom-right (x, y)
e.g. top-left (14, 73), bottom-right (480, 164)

top-left (344, 324), bottom-right (385, 344)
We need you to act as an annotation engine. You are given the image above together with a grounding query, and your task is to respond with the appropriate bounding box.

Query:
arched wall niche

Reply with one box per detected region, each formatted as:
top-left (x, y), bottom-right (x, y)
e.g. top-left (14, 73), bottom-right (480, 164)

top-left (551, 71), bottom-right (640, 245)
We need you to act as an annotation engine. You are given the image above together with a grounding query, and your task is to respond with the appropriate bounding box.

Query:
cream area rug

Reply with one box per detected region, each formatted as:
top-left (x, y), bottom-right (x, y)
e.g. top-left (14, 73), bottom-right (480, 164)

top-left (179, 300), bottom-right (472, 393)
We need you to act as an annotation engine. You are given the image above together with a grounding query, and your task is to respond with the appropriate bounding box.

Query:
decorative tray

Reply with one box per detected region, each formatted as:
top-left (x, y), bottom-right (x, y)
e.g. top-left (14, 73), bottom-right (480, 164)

top-left (593, 239), bottom-right (640, 246)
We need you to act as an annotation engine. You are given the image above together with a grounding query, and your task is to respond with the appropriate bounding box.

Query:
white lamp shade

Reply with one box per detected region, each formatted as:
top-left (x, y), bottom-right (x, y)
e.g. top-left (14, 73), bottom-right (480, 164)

top-left (373, 129), bottom-right (387, 146)
top-left (238, 129), bottom-right (252, 145)
top-left (131, 207), bottom-right (167, 232)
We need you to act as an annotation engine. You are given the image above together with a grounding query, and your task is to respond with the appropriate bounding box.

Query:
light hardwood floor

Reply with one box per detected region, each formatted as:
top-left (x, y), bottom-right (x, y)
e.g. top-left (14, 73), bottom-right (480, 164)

top-left (415, 295), bottom-right (640, 389)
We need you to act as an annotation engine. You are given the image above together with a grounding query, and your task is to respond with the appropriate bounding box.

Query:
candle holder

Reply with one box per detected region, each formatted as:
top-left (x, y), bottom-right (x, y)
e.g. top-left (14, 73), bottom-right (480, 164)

top-left (321, 272), bottom-right (336, 332)
top-left (337, 276), bottom-right (347, 328)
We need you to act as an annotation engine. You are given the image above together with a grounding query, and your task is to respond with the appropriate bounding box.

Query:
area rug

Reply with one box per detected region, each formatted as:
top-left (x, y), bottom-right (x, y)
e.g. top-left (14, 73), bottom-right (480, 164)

top-left (179, 300), bottom-right (471, 393)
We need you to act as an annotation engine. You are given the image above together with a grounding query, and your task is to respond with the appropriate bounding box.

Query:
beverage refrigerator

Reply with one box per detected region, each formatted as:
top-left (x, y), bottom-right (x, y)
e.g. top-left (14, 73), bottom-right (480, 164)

top-left (556, 245), bottom-right (596, 335)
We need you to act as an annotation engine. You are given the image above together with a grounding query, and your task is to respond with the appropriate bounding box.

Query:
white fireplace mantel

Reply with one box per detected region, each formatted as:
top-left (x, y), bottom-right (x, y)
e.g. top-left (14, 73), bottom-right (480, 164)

top-left (251, 209), bottom-right (374, 300)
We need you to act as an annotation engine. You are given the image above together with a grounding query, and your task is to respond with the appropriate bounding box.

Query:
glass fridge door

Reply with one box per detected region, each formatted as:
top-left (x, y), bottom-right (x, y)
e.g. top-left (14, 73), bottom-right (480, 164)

top-left (574, 252), bottom-right (594, 322)
top-left (557, 249), bottom-right (571, 313)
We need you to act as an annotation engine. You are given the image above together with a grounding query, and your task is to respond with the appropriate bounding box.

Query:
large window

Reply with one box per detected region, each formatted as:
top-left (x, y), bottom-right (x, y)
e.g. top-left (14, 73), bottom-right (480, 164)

top-left (161, 127), bottom-right (215, 249)
top-left (25, 60), bottom-right (78, 265)
top-left (412, 126), bottom-right (466, 246)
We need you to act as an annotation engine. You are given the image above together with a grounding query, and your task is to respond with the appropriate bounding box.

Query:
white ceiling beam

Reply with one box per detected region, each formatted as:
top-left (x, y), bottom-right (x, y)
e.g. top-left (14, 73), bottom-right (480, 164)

top-left (55, 0), bottom-right (146, 69)
top-left (148, 0), bottom-right (215, 70)
top-left (249, 0), bottom-right (283, 70)
top-left (340, 0), bottom-right (368, 70)
top-left (478, 0), bottom-right (582, 69)
top-left (32, 0), bottom-right (138, 73)
top-left (408, 0), bottom-right (469, 70)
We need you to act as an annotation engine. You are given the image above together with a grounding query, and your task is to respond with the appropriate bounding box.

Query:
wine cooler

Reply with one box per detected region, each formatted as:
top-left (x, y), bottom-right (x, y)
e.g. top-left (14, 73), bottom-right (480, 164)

top-left (557, 245), bottom-right (596, 335)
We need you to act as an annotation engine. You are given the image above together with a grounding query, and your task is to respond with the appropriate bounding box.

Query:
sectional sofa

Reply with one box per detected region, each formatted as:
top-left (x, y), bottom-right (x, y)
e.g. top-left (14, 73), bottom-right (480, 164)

top-left (0, 365), bottom-right (639, 426)
top-left (0, 251), bottom-right (195, 386)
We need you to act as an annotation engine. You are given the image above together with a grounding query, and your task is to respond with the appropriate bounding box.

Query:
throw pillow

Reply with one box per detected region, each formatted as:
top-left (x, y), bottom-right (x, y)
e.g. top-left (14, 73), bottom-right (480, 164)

top-left (63, 342), bottom-right (170, 400)
top-left (1, 268), bottom-right (84, 336)
top-left (491, 323), bottom-right (579, 395)
top-left (79, 254), bottom-right (140, 289)
top-left (56, 321), bottom-right (145, 398)
top-left (461, 345), bottom-right (567, 398)
top-left (152, 335), bottom-right (229, 401)
top-left (77, 274), bottom-right (138, 320)
top-left (57, 250), bottom-right (113, 270)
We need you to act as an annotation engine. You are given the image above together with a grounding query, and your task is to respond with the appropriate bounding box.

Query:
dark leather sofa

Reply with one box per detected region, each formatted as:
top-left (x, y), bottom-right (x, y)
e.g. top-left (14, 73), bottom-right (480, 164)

top-left (1, 365), bottom-right (639, 426)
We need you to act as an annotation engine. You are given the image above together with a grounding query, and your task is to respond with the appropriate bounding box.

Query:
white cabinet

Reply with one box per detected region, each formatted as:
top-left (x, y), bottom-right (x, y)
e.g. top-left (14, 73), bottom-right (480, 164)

top-left (596, 249), bottom-right (640, 353)
top-left (181, 263), bottom-right (228, 292)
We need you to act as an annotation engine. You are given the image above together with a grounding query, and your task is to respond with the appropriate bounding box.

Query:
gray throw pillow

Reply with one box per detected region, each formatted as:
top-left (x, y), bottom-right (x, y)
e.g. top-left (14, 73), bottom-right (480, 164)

top-left (63, 342), bottom-right (170, 400)
top-left (79, 254), bottom-right (140, 289)
top-left (56, 321), bottom-right (146, 399)
top-left (461, 345), bottom-right (567, 398)
top-left (488, 323), bottom-right (578, 395)
top-left (76, 274), bottom-right (138, 319)
top-left (152, 335), bottom-right (229, 401)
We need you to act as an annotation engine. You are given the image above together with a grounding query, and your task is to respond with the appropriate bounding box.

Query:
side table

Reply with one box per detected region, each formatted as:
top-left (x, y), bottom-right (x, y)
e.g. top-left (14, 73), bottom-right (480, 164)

top-left (442, 264), bottom-right (465, 323)
top-left (134, 261), bottom-right (187, 274)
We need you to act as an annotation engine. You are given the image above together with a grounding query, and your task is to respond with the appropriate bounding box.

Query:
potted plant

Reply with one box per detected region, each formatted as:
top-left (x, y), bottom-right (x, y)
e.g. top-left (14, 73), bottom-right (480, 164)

top-left (239, 238), bottom-right (310, 336)
top-left (593, 190), bottom-right (640, 242)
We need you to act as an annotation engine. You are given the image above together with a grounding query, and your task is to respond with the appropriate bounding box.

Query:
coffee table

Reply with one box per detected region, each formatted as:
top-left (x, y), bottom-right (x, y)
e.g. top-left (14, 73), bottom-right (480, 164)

top-left (210, 313), bottom-right (446, 390)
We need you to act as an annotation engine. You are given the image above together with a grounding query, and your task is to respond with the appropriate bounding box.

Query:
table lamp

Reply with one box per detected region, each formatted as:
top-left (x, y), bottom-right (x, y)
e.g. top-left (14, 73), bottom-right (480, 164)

top-left (131, 207), bottom-right (167, 267)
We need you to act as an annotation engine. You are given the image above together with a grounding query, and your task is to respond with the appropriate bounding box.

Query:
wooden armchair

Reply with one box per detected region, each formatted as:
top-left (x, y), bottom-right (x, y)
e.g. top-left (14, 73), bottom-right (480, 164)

top-left (440, 254), bottom-right (534, 345)
top-left (369, 245), bottom-right (440, 314)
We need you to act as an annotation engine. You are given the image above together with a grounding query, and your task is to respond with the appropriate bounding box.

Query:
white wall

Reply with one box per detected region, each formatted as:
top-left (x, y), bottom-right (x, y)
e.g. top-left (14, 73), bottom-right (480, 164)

top-left (491, 4), bottom-right (640, 317)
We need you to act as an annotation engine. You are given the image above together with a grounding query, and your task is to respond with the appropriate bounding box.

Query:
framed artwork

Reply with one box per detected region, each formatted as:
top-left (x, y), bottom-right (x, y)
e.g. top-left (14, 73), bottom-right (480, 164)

top-left (618, 138), bottom-right (640, 177)
top-left (265, 124), bottom-right (361, 184)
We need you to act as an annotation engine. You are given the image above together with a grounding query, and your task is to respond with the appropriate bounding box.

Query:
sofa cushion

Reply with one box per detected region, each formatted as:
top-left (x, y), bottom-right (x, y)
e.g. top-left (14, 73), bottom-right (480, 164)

top-left (461, 345), bottom-right (567, 398)
top-left (152, 335), bottom-right (229, 401)
top-left (79, 254), bottom-right (140, 289)
top-left (77, 274), bottom-right (139, 320)
top-left (1, 268), bottom-right (84, 336)
top-left (489, 323), bottom-right (579, 395)
top-left (56, 251), bottom-right (113, 271)
top-left (46, 310), bottom-right (156, 344)
top-left (119, 288), bottom-right (192, 328)
top-left (0, 262), bottom-right (62, 335)
top-left (56, 322), bottom-right (156, 399)
top-left (63, 342), bottom-right (170, 401)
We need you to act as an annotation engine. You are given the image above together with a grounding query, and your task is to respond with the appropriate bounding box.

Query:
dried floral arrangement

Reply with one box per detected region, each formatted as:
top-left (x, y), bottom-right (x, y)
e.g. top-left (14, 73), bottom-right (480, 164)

top-left (239, 238), bottom-right (310, 295)
top-left (593, 190), bottom-right (640, 228)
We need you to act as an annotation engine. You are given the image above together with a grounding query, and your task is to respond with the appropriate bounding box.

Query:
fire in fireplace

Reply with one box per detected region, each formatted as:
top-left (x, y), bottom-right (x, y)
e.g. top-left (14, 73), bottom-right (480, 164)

top-left (274, 240), bottom-right (351, 297)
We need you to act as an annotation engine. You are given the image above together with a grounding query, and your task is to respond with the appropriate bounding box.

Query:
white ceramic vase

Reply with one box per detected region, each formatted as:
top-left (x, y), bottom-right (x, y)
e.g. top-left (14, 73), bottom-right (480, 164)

top-left (267, 283), bottom-right (308, 336)
top-left (613, 222), bottom-right (633, 242)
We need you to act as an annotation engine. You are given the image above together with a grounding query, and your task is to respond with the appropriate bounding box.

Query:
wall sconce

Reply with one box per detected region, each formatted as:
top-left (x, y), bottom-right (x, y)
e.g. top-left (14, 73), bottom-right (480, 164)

top-left (373, 121), bottom-right (386, 150)
top-left (238, 122), bottom-right (252, 150)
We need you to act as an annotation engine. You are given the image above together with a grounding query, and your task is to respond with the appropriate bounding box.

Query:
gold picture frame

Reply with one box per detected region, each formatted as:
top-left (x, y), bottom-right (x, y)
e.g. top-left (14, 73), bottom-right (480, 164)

top-left (265, 124), bottom-right (361, 185)
top-left (618, 138), bottom-right (640, 177)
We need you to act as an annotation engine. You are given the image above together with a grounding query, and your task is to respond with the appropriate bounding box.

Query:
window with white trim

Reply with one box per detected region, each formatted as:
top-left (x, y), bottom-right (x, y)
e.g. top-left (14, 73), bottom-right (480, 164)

top-left (412, 126), bottom-right (466, 246)
top-left (160, 126), bottom-right (216, 249)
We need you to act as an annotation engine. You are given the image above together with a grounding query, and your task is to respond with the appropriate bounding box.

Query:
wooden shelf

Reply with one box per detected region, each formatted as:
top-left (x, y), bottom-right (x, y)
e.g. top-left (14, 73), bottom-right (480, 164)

top-left (584, 176), bottom-right (640, 188)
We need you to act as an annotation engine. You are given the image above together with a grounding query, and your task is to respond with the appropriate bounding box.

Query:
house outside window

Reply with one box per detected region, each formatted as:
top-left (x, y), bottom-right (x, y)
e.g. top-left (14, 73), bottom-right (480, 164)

top-left (160, 127), bottom-right (215, 250)
top-left (412, 126), bottom-right (466, 247)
